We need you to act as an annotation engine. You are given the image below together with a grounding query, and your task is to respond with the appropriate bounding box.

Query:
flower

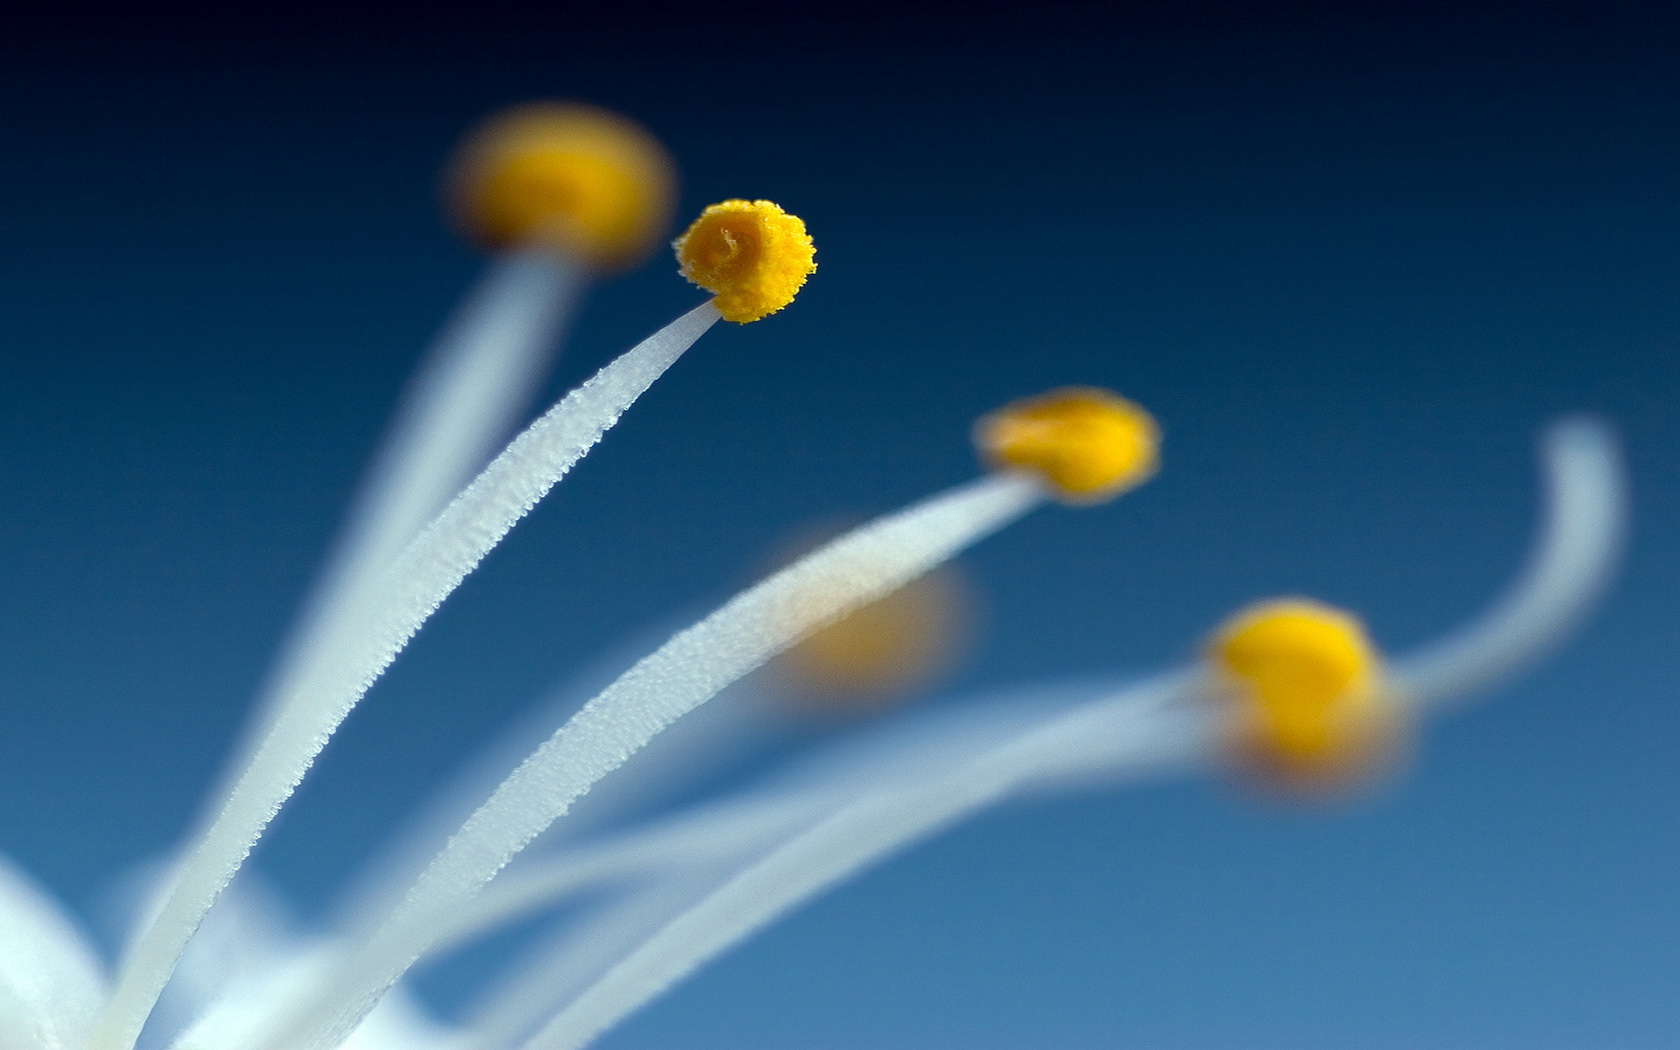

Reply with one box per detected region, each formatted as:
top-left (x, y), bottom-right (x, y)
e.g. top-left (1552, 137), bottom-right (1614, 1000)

top-left (0, 99), bottom-right (1629, 1050)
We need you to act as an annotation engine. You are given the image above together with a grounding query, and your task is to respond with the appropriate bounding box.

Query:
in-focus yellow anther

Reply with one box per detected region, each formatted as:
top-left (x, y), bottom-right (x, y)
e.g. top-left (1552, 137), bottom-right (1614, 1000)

top-left (1208, 598), bottom-right (1402, 786)
top-left (674, 199), bottom-right (816, 322)
top-left (448, 103), bottom-right (677, 270)
top-left (973, 387), bottom-right (1160, 503)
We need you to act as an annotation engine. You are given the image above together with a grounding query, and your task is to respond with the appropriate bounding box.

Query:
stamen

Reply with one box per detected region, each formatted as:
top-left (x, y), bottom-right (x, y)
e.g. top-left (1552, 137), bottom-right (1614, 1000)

top-left (974, 387), bottom-right (1160, 503)
top-left (414, 790), bottom-right (834, 968)
top-left (673, 200), bottom-right (816, 322)
top-left (101, 303), bottom-right (718, 1050)
top-left (506, 676), bottom-right (1203, 1050)
top-left (1206, 599), bottom-right (1401, 786)
top-left (255, 470), bottom-right (1047, 1050)
top-left (1394, 418), bottom-right (1627, 709)
top-left (94, 127), bottom-right (650, 1050)
top-left (376, 300), bottom-right (722, 646)
top-left (450, 103), bottom-right (677, 270)
top-left (98, 199), bottom-right (715, 1050)
top-left (239, 389), bottom-right (1161, 1050)
top-left (460, 417), bottom-right (1623, 1050)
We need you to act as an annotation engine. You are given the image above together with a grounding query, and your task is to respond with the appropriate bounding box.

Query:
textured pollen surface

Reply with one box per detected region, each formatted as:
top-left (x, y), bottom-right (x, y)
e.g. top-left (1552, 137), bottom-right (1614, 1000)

top-left (973, 387), bottom-right (1160, 502)
top-left (1209, 599), bottom-right (1400, 785)
top-left (449, 103), bottom-right (677, 269)
top-left (673, 199), bottom-right (816, 322)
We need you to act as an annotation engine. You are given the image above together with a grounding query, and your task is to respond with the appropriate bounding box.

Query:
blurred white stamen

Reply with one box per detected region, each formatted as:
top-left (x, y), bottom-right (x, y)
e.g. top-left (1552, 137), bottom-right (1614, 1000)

top-left (1395, 417), bottom-right (1626, 709)
top-left (365, 251), bottom-right (587, 565)
top-left (484, 419), bottom-right (1629, 1050)
top-left (515, 675), bottom-right (1205, 1050)
top-left (360, 678), bottom-right (1117, 1013)
top-left (461, 874), bottom-right (722, 1050)
top-left (425, 789), bottom-right (833, 963)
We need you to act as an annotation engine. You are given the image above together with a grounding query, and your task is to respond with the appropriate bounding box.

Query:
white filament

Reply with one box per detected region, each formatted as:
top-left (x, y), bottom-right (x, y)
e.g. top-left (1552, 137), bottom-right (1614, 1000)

top-left (516, 676), bottom-right (1205, 1050)
top-left (231, 253), bottom-right (585, 766)
top-left (376, 677), bottom-right (1125, 999)
top-left (258, 470), bottom-right (1046, 1050)
top-left (352, 251), bottom-right (587, 572)
top-left (424, 790), bottom-right (834, 965)
top-left (1395, 417), bottom-right (1626, 709)
top-left (460, 875), bottom-right (723, 1050)
top-left (376, 678), bottom-right (1121, 1000)
top-left (498, 419), bottom-right (1630, 1050)
top-left (374, 300), bottom-right (722, 650)
top-left (93, 252), bottom-right (583, 1050)
top-left (94, 291), bottom-right (718, 1050)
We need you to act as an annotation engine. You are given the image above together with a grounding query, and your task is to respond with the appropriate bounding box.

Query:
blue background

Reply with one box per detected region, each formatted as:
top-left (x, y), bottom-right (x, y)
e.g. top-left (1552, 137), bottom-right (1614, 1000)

top-left (0, 2), bottom-right (1676, 1047)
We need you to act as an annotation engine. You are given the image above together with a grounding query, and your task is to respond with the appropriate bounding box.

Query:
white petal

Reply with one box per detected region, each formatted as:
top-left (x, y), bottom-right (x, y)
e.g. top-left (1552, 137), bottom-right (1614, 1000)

top-left (0, 854), bottom-right (108, 1050)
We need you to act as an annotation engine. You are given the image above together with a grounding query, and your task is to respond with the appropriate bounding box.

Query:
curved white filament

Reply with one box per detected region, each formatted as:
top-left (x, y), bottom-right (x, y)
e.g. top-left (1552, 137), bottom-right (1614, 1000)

top-left (514, 677), bottom-right (1205, 1050)
top-left (423, 789), bottom-right (834, 965)
top-left (494, 418), bottom-right (1629, 1050)
top-left (374, 300), bottom-right (722, 650)
top-left (1395, 417), bottom-right (1627, 710)
top-left (95, 292), bottom-right (718, 1050)
top-left (460, 874), bottom-right (724, 1050)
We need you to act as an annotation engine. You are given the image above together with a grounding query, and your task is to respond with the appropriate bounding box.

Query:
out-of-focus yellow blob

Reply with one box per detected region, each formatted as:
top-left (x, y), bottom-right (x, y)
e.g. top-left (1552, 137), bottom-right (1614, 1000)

top-left (673, 199), bottom-right (816, 322)
top-left (974, 387), bottom-right (1160, 503)
top-left (448, 103), bottom-right (677, 270)
top-left (1208, 598), bottom-right (1403, 787)
top-left (768, 520), bottom-right (971, 714)
top-left (777, 567), bottom-right (970, 712)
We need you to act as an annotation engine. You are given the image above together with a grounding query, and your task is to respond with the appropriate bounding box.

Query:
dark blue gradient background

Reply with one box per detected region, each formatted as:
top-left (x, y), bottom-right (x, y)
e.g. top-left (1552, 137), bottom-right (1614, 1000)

top-left (0, 3), bottom-right (1676, 1048)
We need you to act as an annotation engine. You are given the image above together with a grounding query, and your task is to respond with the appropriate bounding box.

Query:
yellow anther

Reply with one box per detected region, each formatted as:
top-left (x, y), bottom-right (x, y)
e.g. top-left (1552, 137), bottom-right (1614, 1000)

top-left (777, 564), bottom-right (970, 712)
top-left (448, 103), bottom-right (677, 270)
top-left (973, 388), bottom-right (1160, 503)
top-left (673, 199), bottom-right (816, 322)
top-left (1207, 598), bottom-right (1402, 786)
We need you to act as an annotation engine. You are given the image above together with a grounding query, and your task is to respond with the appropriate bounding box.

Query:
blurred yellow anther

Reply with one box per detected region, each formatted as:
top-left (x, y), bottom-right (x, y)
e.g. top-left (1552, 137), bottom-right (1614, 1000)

top-left (674, 199), bottom-right (816, 322)
top-left (448, 103), bottom-right (677, 270)
top-left (1208, 598), bottom-right (1401, 786)
top-left (974, 387), bottom-right (1160, 503)
top-left (777, 563), bottom-right (970, 713)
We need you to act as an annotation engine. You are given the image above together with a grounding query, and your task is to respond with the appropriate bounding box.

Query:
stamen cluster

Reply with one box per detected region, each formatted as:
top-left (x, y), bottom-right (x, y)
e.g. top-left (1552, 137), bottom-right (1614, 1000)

top-left (0, 99), bottom-right (1629, 1050)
